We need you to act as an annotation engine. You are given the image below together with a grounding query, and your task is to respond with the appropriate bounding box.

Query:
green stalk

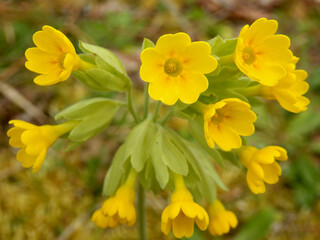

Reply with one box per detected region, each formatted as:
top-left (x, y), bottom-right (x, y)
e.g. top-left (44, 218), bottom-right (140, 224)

top-left (143, 83), bottom-right (150, 119)
top-left (152, 101), bottom-right (161, 122)
top-left (160, 108), bottom-right (173, 125)
top-left (138, 183), bottom-right (146, 240)
top-left (127, 88), bottom-right (141, 123)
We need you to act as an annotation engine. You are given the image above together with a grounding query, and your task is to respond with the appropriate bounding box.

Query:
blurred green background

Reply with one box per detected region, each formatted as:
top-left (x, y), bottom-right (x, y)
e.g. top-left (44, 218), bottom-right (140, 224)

top-left (0, 0), bottom-right (320, 239)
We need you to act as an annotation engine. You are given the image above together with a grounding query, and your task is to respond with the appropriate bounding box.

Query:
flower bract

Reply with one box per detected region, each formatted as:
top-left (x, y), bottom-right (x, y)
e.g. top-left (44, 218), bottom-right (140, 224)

top-left (208, 200), bottom-right (238, 236)
top-left (7, 120), bottom-right (77, 172)
top-left (25, 25), bottom-right (80, 86)
top-left (161, 174), bottom-right (209, 238)
top-left (238, 146), bottom-right (288, 194)
top-left (203, 98), bottom-right (256, 151)
top-left (140, 32), bottom-right (218, 105)
top-left (234, 18), bottom-right (293, 86)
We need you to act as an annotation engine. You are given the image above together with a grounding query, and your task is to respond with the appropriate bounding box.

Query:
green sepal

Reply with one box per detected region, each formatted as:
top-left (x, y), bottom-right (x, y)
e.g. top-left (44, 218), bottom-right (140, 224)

top-left (55, 98), bottom-right (123, 143)
top-left (204, 65), bottom-right (251, 102)
top-left (208, 35), bottom-right (237, 57)
top-left (79, 41), bottom-right (126, 74)
top-left (142, 38), bottom-right (155, 50)
top-left (123, 117), bottom-right (156, 172)
top-left (188, 143), bottom-right (228, 202)
top-left (77, 41), bottom-right (131, 92)
top-left (189, 117), bottom-right (224, 166)
top-left (102, 145), bottom-right (130, 196)
top-left (73, 64), bottom-right (130, 92)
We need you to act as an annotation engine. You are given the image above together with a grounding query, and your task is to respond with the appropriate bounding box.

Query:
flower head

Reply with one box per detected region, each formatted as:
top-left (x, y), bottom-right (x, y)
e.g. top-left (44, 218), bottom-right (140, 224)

top-left (7, 120), bottom-right (77, 172)
top-left (25, 25), bottom-right (81, 86)
top-left (238, 146), bottom-right (288, 194)
top-left (203, 98), bottom-right (256, 151)
top-left (161, 174), bottom-right (209, 238)
top-left (91, 209), bottom-right (118, 229)
top-left (92, 169), bottom-right (137, 229)
top-left (140, 32), bottom-right (218, 105)
top-left (260, 57), bottom-right (309, 113)
top-left (208, 200), bottom-right (238, 236)
top-left (234, 18), bottom-right (293, 86)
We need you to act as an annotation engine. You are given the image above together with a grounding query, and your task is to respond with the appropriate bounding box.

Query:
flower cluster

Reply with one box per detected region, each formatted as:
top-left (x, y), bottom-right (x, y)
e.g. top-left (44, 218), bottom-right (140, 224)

top-left (7, 17), bottom-right (309, 239)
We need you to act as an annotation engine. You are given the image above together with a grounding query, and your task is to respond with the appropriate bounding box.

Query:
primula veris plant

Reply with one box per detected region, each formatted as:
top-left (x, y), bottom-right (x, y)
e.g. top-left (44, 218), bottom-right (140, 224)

top-left (7, 18), bottom-right (310, 239)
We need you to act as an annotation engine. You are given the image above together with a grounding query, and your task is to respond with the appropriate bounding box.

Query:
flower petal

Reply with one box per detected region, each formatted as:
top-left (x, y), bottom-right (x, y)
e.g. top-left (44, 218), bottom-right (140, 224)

top-left (182, 41), bottom-right (218, 73)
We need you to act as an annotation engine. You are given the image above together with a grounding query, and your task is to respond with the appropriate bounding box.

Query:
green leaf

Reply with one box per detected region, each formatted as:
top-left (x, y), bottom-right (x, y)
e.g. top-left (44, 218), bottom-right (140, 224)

top-left (234, 208), bottom-right (277, 240)
top-left (102, 145), bottom-right (128, 196)
top-left (55, 98), bottom-right (123, 142)
top-left (142, 38), bottom-right (155, 50)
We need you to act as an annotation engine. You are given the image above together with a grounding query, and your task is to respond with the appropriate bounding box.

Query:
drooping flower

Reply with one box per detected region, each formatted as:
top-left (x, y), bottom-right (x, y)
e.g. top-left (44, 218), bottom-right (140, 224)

top-left (92, 169), bottom-right (137, 229)
top-left (260, 57), bottom-right (309, 113)
top-left (203, 98), bottom-right (256, 151)
top-left (140, 32), bottom-right (218, 105)
top-left (161, 174), bottom-right (209, 238)
top-left (234, 18), bottom-right (293, 86)
top-left (91, 209), bottom-right (117, 229)
top-left (25, 25), bottom-right (93, 86)
top-left (7, 120), bottom-right (77, 172)
top-left (208, 200), bottom-right (238, 236)
top-left (238, 146), bottom-right (288, 194)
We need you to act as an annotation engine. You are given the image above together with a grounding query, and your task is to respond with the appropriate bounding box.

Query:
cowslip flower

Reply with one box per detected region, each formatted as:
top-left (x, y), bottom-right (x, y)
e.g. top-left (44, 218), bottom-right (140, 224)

top-left (260, 58), bottom-right (309, 113)
top-left (92, 169), bottom-right (137, 228)
top-left (238, 146), bottom-right (288, 194)
top-left (140, 32), bottom-right (218, 105)
top-left (91, 209), bottom-right (117, 229)
top-left (208, 200), bottom-right (238, 236)
top-left (7, 120), bottom-right (77, 172)
top-left (161, 174), bottom-right (209, 238)
top-left (234, 18), bottom-right (293, 86)
top-left (25, 25), bottom-right (93, 86)
top-left (203, 98), bottom-right (256, 151)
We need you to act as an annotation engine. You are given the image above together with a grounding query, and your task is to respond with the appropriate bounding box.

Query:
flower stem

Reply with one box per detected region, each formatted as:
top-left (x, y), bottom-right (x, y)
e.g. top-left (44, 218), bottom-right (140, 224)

top-left (143, 83), bottom-right (150, 119)
top-left (127, 88), bottom-right (141, 123)
top-left (138, 183), bottom-right (147, 240)
top-left (160, 108), bottom-right (173, 125)
top-left (152, 101), bottom-right (161, 122)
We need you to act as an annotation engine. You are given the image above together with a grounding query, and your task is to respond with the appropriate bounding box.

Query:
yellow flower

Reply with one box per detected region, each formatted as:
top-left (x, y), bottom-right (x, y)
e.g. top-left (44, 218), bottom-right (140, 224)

top-left (161, 174), bottom-right (209, 238)
top-left (208, 200), bottom-right (238, 236)
top-left (238, 146), bottom-right (288, 194)
top-left (203, 98), bottom-right (256, 151)
top-left (92, 169), bottom-right (137, 229)
top-left (91, 209), bottom-right (117, 229)
top-left (234, 18), bottom-right (293, 86)
top-left (140, 32), bottom-right (218, 105)
top-left (25, 25), bottom-right (83, 86)
top-left (260, 58), bottom-right (309, 113)
top-left (7, 120), bottom-right (77, 172)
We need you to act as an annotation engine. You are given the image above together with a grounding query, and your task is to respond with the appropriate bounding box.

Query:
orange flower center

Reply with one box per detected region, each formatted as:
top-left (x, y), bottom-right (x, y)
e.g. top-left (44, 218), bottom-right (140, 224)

top-left (211, 109), bottom-right (224, 124)
top-left (242, 47), bottom-right (255, 65)
top-left (164, 58), bottom-right (182, 77)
